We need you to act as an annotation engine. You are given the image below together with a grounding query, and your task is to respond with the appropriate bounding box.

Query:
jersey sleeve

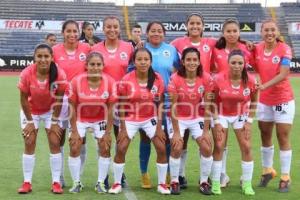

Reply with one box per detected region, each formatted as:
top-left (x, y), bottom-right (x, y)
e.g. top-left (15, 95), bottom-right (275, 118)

top-left (17, 68), bottom-right (30, 93)
top-left (281, 44), bottom-right (292, 60)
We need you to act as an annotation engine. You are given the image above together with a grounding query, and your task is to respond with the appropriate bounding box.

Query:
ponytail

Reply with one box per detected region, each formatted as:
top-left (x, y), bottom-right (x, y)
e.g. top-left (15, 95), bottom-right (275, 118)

top-left (49, 61), bottom-right (58, 91)
top-left (147, 66), bottom-right (156, 91)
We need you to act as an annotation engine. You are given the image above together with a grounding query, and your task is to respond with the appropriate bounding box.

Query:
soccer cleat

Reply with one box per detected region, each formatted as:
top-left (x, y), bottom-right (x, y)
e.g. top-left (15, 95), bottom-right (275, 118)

top-left (157, 184), bottom-right (171, 195)
top-left (211, 180), bottom-right (222, 195)
top-left (179, 176), bottom-right (188, 189)
top-left (141, 173), bottom-right (152, 189)
top-left (51, 182), bottom-right (63, 194)
top-left (278, 179), bottom-right (290, 193)
top-left (199, 182), bottom-right (212, 195)
top-left (18, 182), bottom-right (32, 194)
top-left (95, 181), bottom-right (107, 193)
top-left (108, 183), bottom-right (122, 194)
top-left (242, 181), bottom-right (255, 196)
top-left (121, 173), bottom-right (127, 188)
top-left (60, 175), bottom-right (65, 188)
top-left (258, 169), bottom-right (277, 187)
top-left (69, 181), bottom-right (83, 193)
top-left (104, 175), bottom-right (109, 190)
top-left (170, 182), bottom-right (180, 195)
top-left (165, 173), bottom-right (171, 188)
top-left (220, 173), bottom-right (230, 188)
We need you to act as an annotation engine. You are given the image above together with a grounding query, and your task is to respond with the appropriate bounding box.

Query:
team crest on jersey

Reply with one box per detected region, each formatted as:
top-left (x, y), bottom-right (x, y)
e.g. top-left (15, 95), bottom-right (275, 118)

top-left (120, 52), bottom-right (128, 61)
top-left (203, 45), bottom-right (210, 53)
top-left (51, 83), bottom-right (58, 91)
top-left (198, 85), bottom-right (204, 94)
top-left (272, 56), bottom-right (280, 64)
top-left (79, 53), bottom-right (86, 61)
top-left (101, 91), bottom-right (109, 99)
top-left (243, 88), bottom-right (250, 96)
top-left (163, 50), bottom-right (171, 58)
top-left (151, 85), bottom-right (158, 94)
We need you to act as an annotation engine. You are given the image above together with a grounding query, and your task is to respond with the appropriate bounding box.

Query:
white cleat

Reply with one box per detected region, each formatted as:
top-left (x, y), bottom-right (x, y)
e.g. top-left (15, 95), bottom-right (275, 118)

top-left (108, 183), bottom-right (122, 194)
top-left (220, 173), bottom-right (230, 188)
top-left (157, 184), bottom-right (171, 195)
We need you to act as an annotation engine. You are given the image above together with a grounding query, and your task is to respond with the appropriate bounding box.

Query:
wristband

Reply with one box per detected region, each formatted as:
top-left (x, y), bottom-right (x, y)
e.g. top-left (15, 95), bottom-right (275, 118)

top-left (246, 117), bottom-right (253, 123)
top-left (27, 120), bottom-right (34, 124)
top-left (214, 119), bottom-right (220, 124)
top-left (51, 120), bottom-right (59, 125)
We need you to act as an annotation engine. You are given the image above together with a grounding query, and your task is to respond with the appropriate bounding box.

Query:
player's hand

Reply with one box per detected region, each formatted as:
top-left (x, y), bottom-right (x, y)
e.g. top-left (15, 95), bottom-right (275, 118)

top-left (155, 128), bottom-right (166, 143)
top-left (117, 128), bottom-right (128, 145)
top-left (23, 122), bottom-right (35, 137)
top-left (243, 122), bottom-right (252, 140)
top-left (102, 132), bottom-right (112, 151)
top-left (171, 132), bottom-right (183, 150)
top-left (214, 123), bottom-right (224, 141)
top-left (69, 130), bottom-right (82, 146)
top-left (50, 123), bottom-right (62, 140)
top-left (200, 130), bottom-right (212, 146)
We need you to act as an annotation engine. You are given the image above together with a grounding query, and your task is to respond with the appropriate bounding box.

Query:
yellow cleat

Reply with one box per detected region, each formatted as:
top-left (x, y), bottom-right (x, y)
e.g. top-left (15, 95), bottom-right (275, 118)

top-left (141, 173), bottom-right (152, 189)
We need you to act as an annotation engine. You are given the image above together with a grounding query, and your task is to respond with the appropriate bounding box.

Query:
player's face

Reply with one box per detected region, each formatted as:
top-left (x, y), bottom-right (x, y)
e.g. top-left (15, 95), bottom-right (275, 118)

top-left (261, 22), bottom-right (279, 44)
top-left (223, 23), bottom-right (240, 44)
top-left (187, 15), bottom-right (203, 37)
top-left (84, 25), bottom-right (94, 39)
top-left (104, 19), bottom-right (120, 40)
top-left (134, 51), bottom-right (151, 73)
top-left (63, 23), bottom-right (79, 44)
top-left (34, 48), bottom-right (53, 73)
top-left (229, 55), bottom-right (244, 76)
top-left (132, 28), bottom-right (142, 41)
top-left (46, 36), bottom-right (57, 47)
top-left (87, 56), bottom-right (104, 76)
top-left (147, 23), bottom-right (165, 46)
top-left (182, 52), bottom-right (200, 74)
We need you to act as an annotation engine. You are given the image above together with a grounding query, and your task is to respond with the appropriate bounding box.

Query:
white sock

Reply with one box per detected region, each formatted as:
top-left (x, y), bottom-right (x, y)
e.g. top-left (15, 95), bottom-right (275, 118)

top-left (212, 161), bottom-right (222, 181)
top-left (169, 156), bottom-right (180, 182)
top-left (280, 150), bottom-right (292, 175)
top-left (22, 154), bottom-right (35, 183)
top-left (200, 155), bottom-right (213, 184)
top-left (68, 156), bottom-right (81, 182)
top-left (241, 161), bottom-right (254, 182)
top-left (98, 157), bottom-right (111, 182)
top-left (261, 145), bottom-right (274, 168)
top-left (221, 147), bottom-right (228, 174)
top-left (80, 143), bottom-right (87, 175)
top-left (60, 146), bottom-right (64, 178)
top-left (156, 163), bottom-right (168, 184)
top-left (50, 153), bottom-right (62, 183)
top-left (113, 162), bottom-right (125, 184)
top-left (179, 149), bottom-right (187, 177)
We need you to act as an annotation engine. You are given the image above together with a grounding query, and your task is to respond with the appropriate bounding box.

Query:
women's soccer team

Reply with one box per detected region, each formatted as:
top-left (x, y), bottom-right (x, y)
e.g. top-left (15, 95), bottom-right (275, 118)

top-left (17, 13), bottom-right (295, 196)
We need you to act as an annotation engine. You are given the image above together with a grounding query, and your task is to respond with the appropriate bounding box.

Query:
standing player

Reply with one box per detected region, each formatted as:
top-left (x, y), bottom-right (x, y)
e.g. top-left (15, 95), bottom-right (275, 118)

top-left (139, 21), bottom-right (179, 189)
top-left (170, 12), bottom-right (216, 188)
top-left (253, 20), bottom-right (294, 193)
top-left (68, 52), bottom-right (115, 193)
top-left (52, 20), bottom-right (91, 187)
top-left (92, 16), bottom-right (134, 187)
top-left (210, 50), bottom-right (257, 196)
top-left (108, 48), bottom-right (170, 195)
top-left (79, 21), bottom-right (101, 46)
top-left (128, 24), bottom-right (143, 48)
top-left (168, 47), bottom-right (213, 195)
top-left (45, 33), bottom-right (57, 47)
top-left (17, 44), bottom-right (67, 194)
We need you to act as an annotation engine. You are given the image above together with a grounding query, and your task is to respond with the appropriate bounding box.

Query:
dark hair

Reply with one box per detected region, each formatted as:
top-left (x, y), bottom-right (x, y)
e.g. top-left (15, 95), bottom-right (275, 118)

top-left (178, 47), bottom-right (203, 77)
top-left (34, 43), bottom-right (58, 91)
top-left (261, 19), bottom-right (283, 43)
top-left (132, 48), bottom-right (156, 91)
top-left (132, 24), bottom-right (142, 30)
top-left (80, 21), bottom-right (92, 39)
top-left (186, 13), bottom-right (204, 37)
top-left (62, 20), bottom-right (79, 33)
top-left (216, 18), bottom-right (242, 49)
top-left (45, 33), bottom-right (56, 40)
top-left (103, 16), bottom-right (121, 39)
top-left (86, 51), bottom-right (104, 66)
top-left (228, 49), bottom-right (248, 85)
top-left (146, 21), bottom-right (166, 35)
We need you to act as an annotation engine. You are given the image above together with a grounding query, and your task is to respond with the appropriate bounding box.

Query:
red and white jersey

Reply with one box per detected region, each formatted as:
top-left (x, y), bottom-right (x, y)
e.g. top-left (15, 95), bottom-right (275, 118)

top-left (253, 41), bottom-right (294, 105)
top-left (118, 71), bottom-right (164, 122)
top-left (212, 42), bottom-right (254, 74)
top-left (213, 72), bottom-right (257, 116)
top-left (171, 36), bottom-right (216, 73)
top-left (52, 42), bottom-right (91, 82)
top-left (168, 72), bottom-right (213, 119)
top-left (18, 64), bottom-right (67, 115)
top-left (92, 40), bottom-right (134, 82)
top-left (69, 72), bottom-right (117, 122)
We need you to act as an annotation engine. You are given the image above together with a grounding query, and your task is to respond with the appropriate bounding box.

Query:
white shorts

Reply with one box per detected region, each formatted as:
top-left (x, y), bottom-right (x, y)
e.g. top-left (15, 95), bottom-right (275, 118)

top-left (59, 95), bottom-right (70, 129)
top-left (71, 120), bottom-right (107, 139)
top-left (125, 117), bottom-right (157, 140)
top-left (20, 110), bottom-right (52, 129)
top-left (257, 100), bottom-right (295, 124)
top-left (211, 114), bottom-right (248, 130)
top-left (168, 118), bottom-right (204, 140)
